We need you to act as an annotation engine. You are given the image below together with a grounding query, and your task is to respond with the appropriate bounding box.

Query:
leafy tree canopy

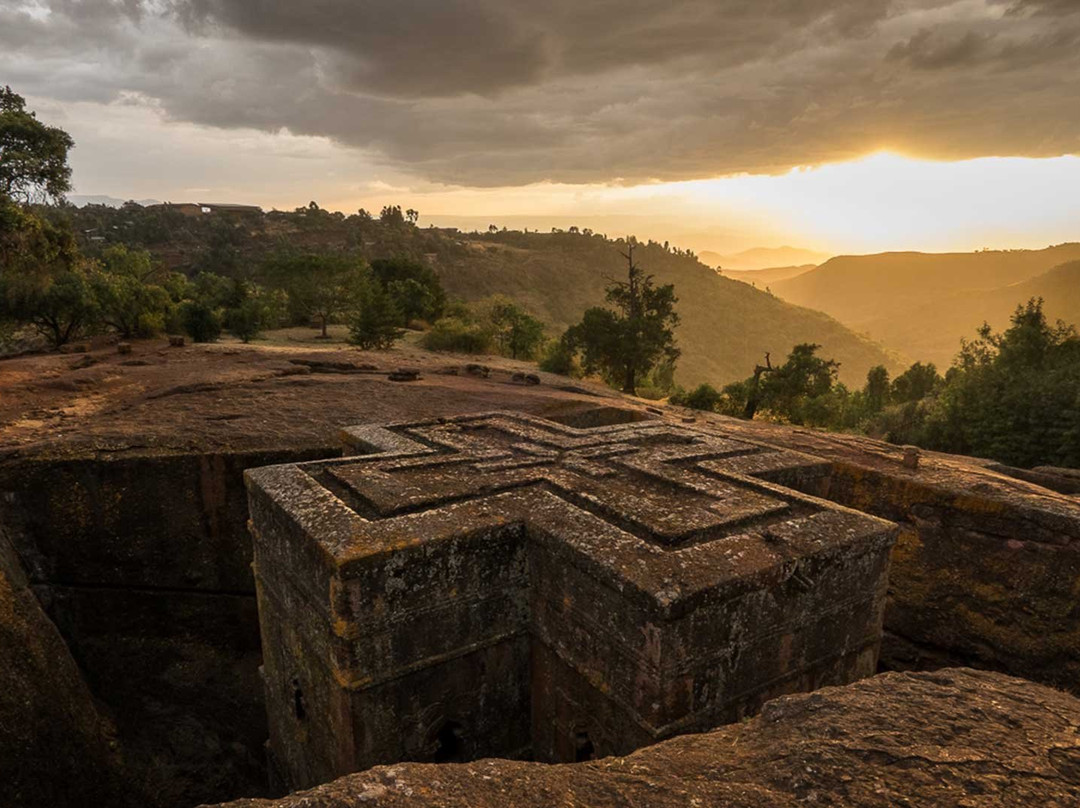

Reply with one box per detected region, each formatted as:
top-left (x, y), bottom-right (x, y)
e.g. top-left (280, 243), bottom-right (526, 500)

top-left (475, 296), bottom-right (546, 360)
top-left (0, 86), bottom-right (74, 204)
top-left (369, 256), bottom-right (446, 325)
top-left (262, 250), bottom-right (367, 337)
top-left (890, 362), bottom-right (942, 404)
top-left (920, 299), bottom-right (1080, 467)
top-left (747, 343), bottom-right (839, 425)
top-left (91, 244), bottom-right (174, 338)
top-left (864, 365), bottom-right (890, 414)
top-left (565, 245), bottom-right (679, 395)
top-left (347, 270), bottom-right (404, 350)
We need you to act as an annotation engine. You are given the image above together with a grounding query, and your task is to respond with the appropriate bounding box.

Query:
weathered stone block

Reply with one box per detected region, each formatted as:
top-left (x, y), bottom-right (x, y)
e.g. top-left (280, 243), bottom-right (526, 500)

top-left (814, 461), bottom-right (1080, 693)
top-left (246, 413), bottom-right (897, 790)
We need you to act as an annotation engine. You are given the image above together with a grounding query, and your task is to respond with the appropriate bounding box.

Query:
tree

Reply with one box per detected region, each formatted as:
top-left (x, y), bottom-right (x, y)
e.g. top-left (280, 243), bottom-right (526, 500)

top-left (347, 272), bottom-right (404, 350)
top-left (178, 299), bottom-right (221, 343)
top-left (188, 271), bottom-right (236, 310)
top-left (379, 205), bottom-right (405, 227)
top-left (91, 245), bottom-right (173, 337)
top-left (0, 201), bottom-right (97, 347)
top-left (483, 297), bottom-right (546, 360)
top-left (742, 352), bottom-right (775, 420)
top-left (923, 299), bottom-right (1080, 467)
top-left (369, 256), bottom-right (446, 325)
top-left (1, 262), bottom-right (98, 347)
top-left (566, 244), bottom-right (680, 394)
top-left (0, 94), bottom-right (85, 346)
top-left (890, 362), bottom-right (942, 404)
top-left (1, 196), bottom-right (75, 278)
top-left (225, 297), bottom-right (262, 343)
top-left (863, 365), bottom-right (891, 414)
top-left (169, 271), bottom-right (243, 342)
top-left (744, 344), bottom-right (840, 424)
top-left (224, 282), bottom-right (287, 343)
top-left (1, 87), bottom-right (74, 204)
top-left (262, 250), bottom-right (366, 338)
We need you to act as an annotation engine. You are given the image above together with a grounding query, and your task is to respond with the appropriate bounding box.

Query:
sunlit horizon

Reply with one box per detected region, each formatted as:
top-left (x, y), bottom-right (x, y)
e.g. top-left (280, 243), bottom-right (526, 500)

top-left (55, 89), bottom-right (1080, 260)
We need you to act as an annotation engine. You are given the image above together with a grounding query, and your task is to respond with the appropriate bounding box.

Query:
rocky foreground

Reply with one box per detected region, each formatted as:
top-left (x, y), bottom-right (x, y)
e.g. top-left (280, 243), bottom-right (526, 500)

top-left (211, 668), bottom-right (1080, 808)
top-left (2, 340), bottom-right (1078, 807)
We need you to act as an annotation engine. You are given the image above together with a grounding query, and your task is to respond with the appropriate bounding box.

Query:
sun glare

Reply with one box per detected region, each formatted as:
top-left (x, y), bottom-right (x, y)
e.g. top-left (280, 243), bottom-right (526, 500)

top-left (394, 152), bottom-right (1080, 255)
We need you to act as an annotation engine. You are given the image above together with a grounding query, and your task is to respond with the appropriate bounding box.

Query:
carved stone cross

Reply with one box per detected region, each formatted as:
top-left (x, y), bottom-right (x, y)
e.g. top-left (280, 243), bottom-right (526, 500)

top-left (246, 412), bottom-right (896, 791)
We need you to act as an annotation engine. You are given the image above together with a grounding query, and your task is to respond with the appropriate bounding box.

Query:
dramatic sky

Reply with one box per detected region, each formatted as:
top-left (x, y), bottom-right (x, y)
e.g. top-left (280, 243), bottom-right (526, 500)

top-left (3, 0), bottom-right (1080, 255)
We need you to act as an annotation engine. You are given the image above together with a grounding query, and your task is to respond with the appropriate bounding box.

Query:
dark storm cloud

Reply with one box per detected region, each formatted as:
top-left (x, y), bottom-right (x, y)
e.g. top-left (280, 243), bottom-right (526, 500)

top-left (3, 0), bottom-right (1080, 185)
top-left (170, 0), bottom-right (550, 97)
top-left (995, 0), bottom-right (1080, 15)
top-left (169, 0), bottom-right (894, 98)
top-left (887, 29), bottom-right (993, 70)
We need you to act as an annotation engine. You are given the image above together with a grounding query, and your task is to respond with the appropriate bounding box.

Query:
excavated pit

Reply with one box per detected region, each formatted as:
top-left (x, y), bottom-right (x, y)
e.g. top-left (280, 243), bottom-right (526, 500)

top-left (0, 446), bottom-right (340, 807)
top-left (2, 344), bottom-right (1078, 808)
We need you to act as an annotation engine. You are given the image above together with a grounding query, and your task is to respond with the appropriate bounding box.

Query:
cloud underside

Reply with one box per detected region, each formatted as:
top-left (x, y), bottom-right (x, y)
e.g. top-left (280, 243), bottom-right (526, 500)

top-left (3, 0), bottom-right (1080, 186)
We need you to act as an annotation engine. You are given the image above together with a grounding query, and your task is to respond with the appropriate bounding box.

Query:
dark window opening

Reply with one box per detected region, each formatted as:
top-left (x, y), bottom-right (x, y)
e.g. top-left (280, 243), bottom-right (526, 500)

top-left (292, 678), bottom-right (306, 721)
top-left (433, 721), bottom-right (466, 763)
top-left (574, 730), bottom-right (595, 762)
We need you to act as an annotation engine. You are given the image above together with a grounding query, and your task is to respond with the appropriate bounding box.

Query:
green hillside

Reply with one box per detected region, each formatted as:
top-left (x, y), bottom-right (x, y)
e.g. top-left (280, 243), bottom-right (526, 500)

top-left (432, 232), bottom-right (901, 387)
top-left (772, 245), bottom-right (1080, 367)
top-left (55, 204), bottom-right (901, 387)
top-left (1004, 261), bottom-right (1080, 320)
top-left (881, 260), bottom-right (1080, 366)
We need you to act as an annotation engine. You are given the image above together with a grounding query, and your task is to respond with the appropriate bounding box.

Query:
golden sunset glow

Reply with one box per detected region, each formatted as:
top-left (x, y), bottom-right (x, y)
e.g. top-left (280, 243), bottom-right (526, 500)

top-left (52, 91), bottom-right (1080, 256)
top-left (6, 0), bottom-right (1077, 257)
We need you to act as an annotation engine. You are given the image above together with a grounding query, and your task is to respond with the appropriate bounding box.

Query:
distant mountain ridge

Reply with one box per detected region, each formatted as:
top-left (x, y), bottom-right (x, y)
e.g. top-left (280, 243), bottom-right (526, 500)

top-left (68, 195), bottom-right (161, 208)
top-left (770, 244), bottom-right (1080, 367)
top-left (700, 246), bottom-right (831, 270)
top-left (721, 265), bottom-right (816, 287)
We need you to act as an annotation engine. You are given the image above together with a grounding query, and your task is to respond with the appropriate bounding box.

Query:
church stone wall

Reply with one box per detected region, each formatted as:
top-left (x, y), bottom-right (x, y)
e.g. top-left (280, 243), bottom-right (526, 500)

top-left (247, 413), bottom-right (897, 790)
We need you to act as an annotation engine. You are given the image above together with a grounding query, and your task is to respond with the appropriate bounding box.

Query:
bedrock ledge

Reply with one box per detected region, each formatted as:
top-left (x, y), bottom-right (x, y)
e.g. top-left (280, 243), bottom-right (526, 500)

top-left (207, 668), bottom-right (1080, 808)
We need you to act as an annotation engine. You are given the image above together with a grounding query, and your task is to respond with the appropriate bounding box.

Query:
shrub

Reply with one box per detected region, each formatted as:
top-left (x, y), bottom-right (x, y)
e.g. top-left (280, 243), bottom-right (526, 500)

top-left (225, 300), bottom-right (262, 343)
top-left (539, 337), bottom-right (577, 376)
top-left (670, 383), bottom-right (723, 411)
top-left (420, 316), bottom-right (494, 354)
top-left (178, 300), bottom-right (221, 342)
top-left (135, 310), bottom-right (167, 338)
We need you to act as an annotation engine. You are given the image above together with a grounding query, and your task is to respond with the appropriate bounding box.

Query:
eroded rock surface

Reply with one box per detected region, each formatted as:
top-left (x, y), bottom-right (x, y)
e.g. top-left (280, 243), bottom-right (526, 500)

top-left (2, 342), bottom-right (1080, 806)
top-left (207, 668), bottom-right (1080, 808)
top-left (0, 528), bottom-right (126, 808)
